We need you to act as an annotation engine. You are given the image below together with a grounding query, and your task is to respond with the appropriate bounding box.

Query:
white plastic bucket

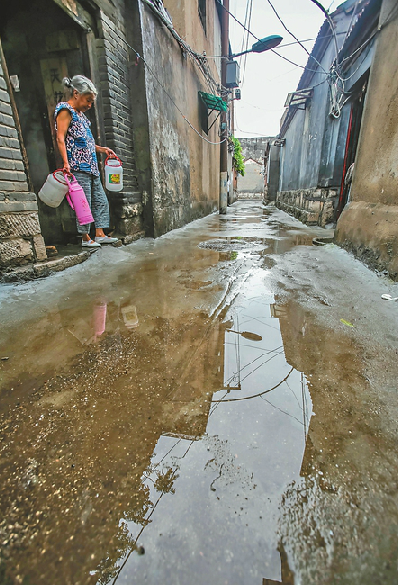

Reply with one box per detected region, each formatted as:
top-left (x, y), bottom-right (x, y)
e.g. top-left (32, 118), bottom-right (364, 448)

top-left (105, 156), bottom-right (123, 192)
top-left (38, 170), bottom-right (68, 208)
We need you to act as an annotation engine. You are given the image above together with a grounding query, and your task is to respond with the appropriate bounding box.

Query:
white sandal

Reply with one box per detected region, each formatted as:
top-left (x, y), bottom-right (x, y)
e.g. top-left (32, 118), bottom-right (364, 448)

top-left (82, 239), bottom-right (101, 248)
top-left (94, 236), bottom-right (119, 244)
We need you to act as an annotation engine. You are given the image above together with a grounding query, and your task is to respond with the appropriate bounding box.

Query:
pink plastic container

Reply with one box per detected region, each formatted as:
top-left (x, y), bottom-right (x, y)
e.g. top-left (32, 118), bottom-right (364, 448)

top-left (64, 174), bottom-right (94, 226)
top-left (93, 302), bottom-right (107, 338)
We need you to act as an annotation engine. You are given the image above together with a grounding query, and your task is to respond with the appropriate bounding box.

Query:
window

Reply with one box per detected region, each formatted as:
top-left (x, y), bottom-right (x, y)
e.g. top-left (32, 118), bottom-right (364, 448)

top-left (199, 0), bottom-right (206, 33)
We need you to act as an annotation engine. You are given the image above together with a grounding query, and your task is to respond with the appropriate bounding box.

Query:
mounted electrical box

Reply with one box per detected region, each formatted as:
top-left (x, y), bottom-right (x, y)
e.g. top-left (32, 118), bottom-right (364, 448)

top-left (226, 61), bottom-right (240, 88)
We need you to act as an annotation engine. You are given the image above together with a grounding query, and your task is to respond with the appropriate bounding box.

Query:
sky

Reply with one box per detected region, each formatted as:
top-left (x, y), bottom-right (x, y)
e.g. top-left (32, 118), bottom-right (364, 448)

top-left (227, 0), bottom-right (341, 137)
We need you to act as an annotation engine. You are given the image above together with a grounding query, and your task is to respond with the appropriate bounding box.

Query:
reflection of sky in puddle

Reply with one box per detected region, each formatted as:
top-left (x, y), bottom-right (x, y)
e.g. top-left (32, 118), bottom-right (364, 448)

top-left (111, 271), bottom-right (312, 585)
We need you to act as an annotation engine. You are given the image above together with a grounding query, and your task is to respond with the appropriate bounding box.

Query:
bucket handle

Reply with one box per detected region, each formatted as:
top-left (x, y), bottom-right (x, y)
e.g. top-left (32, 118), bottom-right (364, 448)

top-left (63, 173), bottom-right (76, 188)
top-left (52, 169), bottom-right (68, 184)
top-left (105, 154), bottom-right (122, 165)
top-left (63, 173), bottom-right (76, 211)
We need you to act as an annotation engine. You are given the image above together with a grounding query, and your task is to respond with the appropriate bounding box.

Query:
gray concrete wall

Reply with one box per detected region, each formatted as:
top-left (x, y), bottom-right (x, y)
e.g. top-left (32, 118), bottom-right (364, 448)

top-left (0, 53), bottom-right (46, 271)
top-left (265, 144), bottom-right (280, 202)
top-left (336, 0), bottom-right (398, 279)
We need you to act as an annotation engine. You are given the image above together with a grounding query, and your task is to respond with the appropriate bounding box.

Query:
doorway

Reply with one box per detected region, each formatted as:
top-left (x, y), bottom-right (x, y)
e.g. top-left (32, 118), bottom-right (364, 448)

top-left (0, 0), bottom-right (98, 245)
top-left (336, 72), bottom-right (369, 219)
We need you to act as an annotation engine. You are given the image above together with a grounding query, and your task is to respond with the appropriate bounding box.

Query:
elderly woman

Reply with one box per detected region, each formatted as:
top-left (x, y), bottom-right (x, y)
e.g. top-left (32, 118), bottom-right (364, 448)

top-left (55, 75), bottom-right (118, 247)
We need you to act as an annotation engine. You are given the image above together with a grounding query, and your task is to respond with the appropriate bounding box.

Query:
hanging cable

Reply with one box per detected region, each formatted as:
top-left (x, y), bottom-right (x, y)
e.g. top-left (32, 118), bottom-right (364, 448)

top-left (269, 48), bottom-right (325, 73)
top-left (238, 0), bottom-right (251, 59)
top-left (141, 0), bottom-right (221, 95)
top-left (216, 0), bottom-right (329, 74)
top-left (266, 0), bottom-right (329, 74)
top-left (121, 39), bottom-right (227, 145)
top-left (338, 3), bottom-right (398, 69)
top-left (307, 0), bottom-right (340, 60)
top-left (338, 44), bottom-right (371, 81)
top-left (216, 0), bottom-right (257, 42)
top-left (340, 0), bottom-right (361, 49)
top-left (241, 0), bottom-right (254, 87)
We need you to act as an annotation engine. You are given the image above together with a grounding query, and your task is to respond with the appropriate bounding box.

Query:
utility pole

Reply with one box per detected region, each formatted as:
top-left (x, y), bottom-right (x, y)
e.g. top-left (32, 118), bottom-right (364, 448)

top-left (219, 0), bottom-right (229, 214)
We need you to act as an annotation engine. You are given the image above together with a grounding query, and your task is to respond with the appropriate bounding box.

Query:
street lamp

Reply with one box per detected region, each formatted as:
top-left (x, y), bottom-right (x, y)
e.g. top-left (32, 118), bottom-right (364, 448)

top-left (231, 35), bottom-right (283, 58)
top-left (226, 35), bottom-right (283, 88)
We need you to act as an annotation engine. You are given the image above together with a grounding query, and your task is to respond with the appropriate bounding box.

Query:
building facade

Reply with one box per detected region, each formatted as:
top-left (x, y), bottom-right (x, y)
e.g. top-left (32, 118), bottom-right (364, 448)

top-left (0, 0), bottom-right (224, 275)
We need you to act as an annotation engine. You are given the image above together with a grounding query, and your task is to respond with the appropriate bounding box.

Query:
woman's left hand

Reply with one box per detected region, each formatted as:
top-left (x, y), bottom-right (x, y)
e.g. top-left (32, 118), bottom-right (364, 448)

top-left (97, 146), bottom-right (117, 158)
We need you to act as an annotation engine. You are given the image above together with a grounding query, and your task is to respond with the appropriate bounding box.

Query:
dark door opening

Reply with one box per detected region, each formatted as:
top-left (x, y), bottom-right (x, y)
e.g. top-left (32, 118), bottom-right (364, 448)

top-left (336, 72), bottom-right (369, 219)
top-left (0, 0), bottom-right (98, 245)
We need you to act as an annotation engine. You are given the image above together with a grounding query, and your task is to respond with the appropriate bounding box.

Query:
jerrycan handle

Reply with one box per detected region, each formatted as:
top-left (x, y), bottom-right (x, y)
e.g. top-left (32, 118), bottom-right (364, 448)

top-left (64, 173), bottom-right (76, 210)
top-left (105, 154), bottom-right (122, 165)
top-left (63, 172), bottom-right (76, 188)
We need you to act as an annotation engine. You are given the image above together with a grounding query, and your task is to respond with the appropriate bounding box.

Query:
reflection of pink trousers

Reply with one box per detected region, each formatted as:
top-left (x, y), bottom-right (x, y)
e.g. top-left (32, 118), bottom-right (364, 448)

top-left (93, 302), bottom-right (107, 337)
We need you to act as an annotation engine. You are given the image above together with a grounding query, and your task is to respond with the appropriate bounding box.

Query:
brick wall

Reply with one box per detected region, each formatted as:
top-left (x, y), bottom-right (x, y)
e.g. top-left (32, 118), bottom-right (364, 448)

top-left (0, 59), bottom-right (46, 271)
top-left (95, 6), bottom-right (144, 238)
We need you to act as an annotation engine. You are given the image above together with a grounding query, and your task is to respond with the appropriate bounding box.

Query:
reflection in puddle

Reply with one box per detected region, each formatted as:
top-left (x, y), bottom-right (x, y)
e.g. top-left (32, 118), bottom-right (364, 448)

top-left (0, 202), bottom-right (395, 585)
top-left (95, 271), bottom-right (312, 585)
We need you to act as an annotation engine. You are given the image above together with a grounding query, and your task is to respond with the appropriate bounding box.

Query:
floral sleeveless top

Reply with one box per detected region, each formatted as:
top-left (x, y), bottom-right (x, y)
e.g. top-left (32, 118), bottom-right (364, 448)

top-left (54, 102), bottom-right (99, 176)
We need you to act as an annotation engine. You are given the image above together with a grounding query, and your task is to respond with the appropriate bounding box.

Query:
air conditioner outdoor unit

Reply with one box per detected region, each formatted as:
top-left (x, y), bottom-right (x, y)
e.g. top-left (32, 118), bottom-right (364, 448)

top-left (226, 61), bottom-right (240, 88)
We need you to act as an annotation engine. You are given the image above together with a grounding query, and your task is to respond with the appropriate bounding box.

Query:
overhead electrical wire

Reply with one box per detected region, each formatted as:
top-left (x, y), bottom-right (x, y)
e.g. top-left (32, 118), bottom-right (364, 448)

top-left (338, 44), bottom-right (372, 81)
top-left (130, 44), bottom-right (227, 145)
top-left (238, 0), bottom-right (251, 58)
top-left (122, 0), bottom-right (229, 145)
top-left (340, 0), bottom-right (361, 49)
top-left (112, 29), bottom-right (227, 145)
top-left (141, 0), bottom-right (221, 95)
top-left (118, 0), bottom-right (398, 142)
top-left (338, 4), bottom-right (398, 69)
top-left (241, 0), bottom-right (254, 87)
top-left (329, 2), bottom-right (398, 118)
top-left (266, 0), bottom-right (329, 74)
top-left (308, 0), bottom-right (340, 59)
top-left (216, 0), bottom-right (329, 74)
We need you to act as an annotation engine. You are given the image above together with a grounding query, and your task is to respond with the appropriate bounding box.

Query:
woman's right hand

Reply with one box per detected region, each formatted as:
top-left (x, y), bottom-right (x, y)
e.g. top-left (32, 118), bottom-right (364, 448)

top-left (63, 162), bottom-right (72, 175)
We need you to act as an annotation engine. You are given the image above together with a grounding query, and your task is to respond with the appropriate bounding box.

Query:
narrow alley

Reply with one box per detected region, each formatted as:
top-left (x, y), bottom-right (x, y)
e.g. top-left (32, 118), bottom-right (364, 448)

top-left (1, 201), bottom-right (398, 585)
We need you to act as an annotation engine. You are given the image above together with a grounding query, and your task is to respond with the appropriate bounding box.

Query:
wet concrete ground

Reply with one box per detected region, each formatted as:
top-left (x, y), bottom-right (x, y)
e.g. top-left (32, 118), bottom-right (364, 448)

top-left (1, 201), bottom-right (398, 585)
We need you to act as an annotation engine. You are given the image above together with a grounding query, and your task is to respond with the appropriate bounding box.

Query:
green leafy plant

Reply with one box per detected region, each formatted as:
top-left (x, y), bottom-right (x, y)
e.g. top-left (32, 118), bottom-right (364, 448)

top-left (231, 136), bottom-right (245, 177)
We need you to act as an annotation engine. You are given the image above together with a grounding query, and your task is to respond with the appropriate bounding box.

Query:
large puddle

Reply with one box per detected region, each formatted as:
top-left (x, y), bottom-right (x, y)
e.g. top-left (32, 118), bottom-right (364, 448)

top-left (0, 202), bottom-right (397, 584)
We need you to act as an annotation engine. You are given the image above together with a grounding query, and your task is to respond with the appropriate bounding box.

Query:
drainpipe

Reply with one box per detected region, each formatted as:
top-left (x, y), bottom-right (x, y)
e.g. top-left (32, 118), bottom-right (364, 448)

top-left (219, 0), bottom-right (229, 214)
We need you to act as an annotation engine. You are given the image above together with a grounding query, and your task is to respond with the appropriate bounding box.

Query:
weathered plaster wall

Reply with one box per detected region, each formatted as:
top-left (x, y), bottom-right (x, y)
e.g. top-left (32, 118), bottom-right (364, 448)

top-left (140, 0), bottom-right (221, 237)
top-left (336, 0), bottom-right (398, 279)
top-left (0, 53), bottom-right (46, 272)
